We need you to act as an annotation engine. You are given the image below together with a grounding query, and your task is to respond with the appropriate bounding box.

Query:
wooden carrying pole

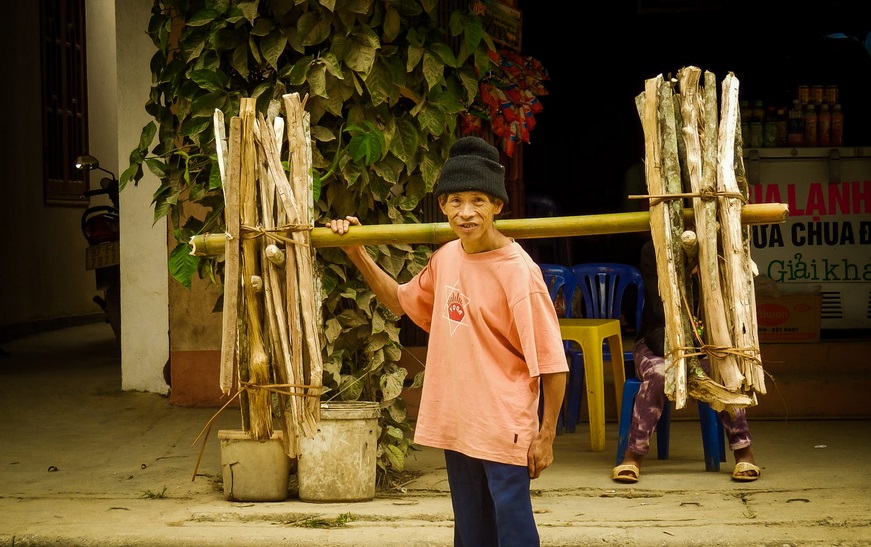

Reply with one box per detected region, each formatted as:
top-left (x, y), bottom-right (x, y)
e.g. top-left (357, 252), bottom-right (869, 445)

top-left (189, 203), bottom-right (788, 257)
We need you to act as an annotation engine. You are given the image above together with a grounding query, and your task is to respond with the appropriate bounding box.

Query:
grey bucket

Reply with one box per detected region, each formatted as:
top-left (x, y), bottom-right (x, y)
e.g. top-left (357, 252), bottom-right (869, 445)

top-left (297, 401), bottom-right (381, 502)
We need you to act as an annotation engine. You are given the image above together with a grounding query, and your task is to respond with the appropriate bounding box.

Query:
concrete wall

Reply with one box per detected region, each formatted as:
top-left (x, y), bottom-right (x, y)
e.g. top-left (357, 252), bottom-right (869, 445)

top-left (114, 1), bottom-right (170, 394)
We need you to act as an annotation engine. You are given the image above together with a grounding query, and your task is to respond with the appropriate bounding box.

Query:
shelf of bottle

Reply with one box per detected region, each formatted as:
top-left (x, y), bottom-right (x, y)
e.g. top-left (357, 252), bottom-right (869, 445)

top-left (741, 146), bottom-right (871, 159)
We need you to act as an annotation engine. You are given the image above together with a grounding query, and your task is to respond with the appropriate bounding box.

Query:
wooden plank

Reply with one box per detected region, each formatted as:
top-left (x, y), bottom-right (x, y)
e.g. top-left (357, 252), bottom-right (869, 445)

top-left (217, 112), bottom-right (241, 395)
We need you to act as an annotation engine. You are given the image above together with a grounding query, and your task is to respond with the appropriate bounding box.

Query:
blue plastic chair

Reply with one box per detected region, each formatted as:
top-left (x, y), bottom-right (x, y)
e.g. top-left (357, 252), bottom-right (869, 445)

top-left (616, 377), bottom-right (727, 471)
top-left (539, 263), bottom-right (576, 320)
top-left (563, 263), bottom-right (644, 432)
top-left (537, 263), bottom-right (578, 434)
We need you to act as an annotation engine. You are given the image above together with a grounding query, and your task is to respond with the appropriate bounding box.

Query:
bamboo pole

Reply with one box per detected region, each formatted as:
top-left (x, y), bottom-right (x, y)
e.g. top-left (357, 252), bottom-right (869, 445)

top-left (189, 203), bottom-right (788, 257)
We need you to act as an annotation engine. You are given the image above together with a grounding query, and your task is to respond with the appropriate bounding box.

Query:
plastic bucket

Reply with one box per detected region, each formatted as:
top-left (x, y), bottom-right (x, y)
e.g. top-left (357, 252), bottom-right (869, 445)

top-left (218, 429), bottom-right (290, 501)
top-left (297, 401), bottom-right (381, 502)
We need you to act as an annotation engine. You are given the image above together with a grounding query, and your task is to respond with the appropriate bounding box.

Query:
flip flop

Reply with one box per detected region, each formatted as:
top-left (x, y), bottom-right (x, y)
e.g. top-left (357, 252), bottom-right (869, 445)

top-left (612, 463), bottom-right (639, 483)
top-left (732, 461), bottom-right (761, 482)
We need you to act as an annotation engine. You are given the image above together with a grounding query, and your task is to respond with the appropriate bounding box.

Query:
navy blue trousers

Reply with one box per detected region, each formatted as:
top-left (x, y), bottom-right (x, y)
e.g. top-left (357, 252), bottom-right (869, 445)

top-left (444, 449), bottom-right (539, 547)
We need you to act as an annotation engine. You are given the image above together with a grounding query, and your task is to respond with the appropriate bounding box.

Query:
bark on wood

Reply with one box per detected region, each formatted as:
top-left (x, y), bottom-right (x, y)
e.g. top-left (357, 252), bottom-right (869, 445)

top-left (283, 93), bottom-right (322, 440)
top-left (238, 98), bottom-right (273, 441)
top-left (216, 112), bottom-right (241, 395)
top-left (717, 73), bottom-right (765, 398)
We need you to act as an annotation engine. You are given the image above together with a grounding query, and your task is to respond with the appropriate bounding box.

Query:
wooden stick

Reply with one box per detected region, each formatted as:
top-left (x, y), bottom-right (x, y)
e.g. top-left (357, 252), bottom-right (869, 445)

top-left (239, 98), bottom-right (273, 441)
top-left (216, 112), bottom-right (241, 395)
top-left (283, 92), bottom-right (321, 439)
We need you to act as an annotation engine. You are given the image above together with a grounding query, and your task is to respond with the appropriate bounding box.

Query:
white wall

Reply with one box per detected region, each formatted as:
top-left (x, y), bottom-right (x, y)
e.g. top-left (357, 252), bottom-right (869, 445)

top-left (114, 1), bottom-right (170, 393)
top-left (81, 1), bottom-right (168, 393)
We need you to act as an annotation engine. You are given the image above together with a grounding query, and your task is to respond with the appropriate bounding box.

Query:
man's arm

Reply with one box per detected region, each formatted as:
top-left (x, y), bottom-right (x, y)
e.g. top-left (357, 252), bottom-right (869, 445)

top-left (527, 370), bottom-right (568, 479)
top-left (326, 216), bottom-right (404, 317)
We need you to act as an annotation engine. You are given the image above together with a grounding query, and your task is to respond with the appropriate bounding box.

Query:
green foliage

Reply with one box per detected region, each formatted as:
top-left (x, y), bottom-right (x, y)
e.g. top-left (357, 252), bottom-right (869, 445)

top-left (127, 0), bottom-right (501, 486)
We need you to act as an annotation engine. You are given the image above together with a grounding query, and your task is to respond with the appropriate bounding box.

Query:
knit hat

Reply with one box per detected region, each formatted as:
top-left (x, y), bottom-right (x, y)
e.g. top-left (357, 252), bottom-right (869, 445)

top-left (434, 136), bottom-right (509, 204)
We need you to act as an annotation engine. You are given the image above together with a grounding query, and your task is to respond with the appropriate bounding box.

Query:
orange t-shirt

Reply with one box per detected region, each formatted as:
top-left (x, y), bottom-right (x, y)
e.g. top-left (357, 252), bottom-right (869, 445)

top-left (397, 240), bottom-right (568, 466)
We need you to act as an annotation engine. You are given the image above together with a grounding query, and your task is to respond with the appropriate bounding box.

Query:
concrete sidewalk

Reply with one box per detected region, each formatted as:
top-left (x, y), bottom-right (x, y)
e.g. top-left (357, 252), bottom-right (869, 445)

top-left (1, 323), bottom-right (869, 546)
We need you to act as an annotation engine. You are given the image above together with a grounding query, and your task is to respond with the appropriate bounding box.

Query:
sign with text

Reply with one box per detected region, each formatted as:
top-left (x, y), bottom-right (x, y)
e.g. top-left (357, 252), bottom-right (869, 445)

top-left (746, 148), bottom-right (871, 329)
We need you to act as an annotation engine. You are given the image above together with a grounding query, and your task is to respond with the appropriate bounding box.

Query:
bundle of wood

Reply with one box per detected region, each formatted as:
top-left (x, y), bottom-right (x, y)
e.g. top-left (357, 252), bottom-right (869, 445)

top-left (636, 67), bottom-right (767, 413)
top-left (213, 94), bottom-right (323, 456)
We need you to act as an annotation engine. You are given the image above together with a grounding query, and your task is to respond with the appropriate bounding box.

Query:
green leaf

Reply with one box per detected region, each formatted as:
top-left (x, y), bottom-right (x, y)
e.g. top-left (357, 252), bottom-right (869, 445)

top-left (384, 443), bottom-right (405, 471)
top-left (179, 116), bottom-right (213, 137)
top-left (191, 91), bottom-right (227, 117)
top-left (169, 242), bottom-right (199, 289)
top-left (187, 8), bottom-right (221, 27)
top-left (429, 42), bottom-right (457, 68)
top-left (236, 0), bottom-right (259, 24)
top-left (261, 28), bottom-right (288, 70)
top-left (338, 374), bottom-right (364, 401)
top-left (346, 123), bottom-right (385, 164)
top-left (189, 69), bottom-right (228, 92)
top-left (389, 118), bottom-right (420, 164)
top-left (422, 50), bottom-right (444, 90)
top-left (343, 41), bottom-right (377, 75)
top-left (383, 6), bottom-right (400, 42)
top-left (297, 10), bottom-right (332, 47)
top-left (372, 153), bottom-right (403, 185)
top-left (380, 367), bottom-right (406, 401)
top-left (230, 45), bottom-right (248, 79)
top-left (364, 58), bottom-right (391, 107)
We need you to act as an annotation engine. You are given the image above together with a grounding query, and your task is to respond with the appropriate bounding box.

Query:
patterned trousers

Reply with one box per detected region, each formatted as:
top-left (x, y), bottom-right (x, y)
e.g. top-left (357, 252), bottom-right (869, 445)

top-left (626, 338), bottom-right (753, 457)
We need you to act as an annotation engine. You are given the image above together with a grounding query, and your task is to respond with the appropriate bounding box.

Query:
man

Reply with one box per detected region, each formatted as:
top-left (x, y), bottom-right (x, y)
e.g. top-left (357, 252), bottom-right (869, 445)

top-left (327, 136), bottom-right (569, 546)
top-left (612, 238), bottom-right (762, 483)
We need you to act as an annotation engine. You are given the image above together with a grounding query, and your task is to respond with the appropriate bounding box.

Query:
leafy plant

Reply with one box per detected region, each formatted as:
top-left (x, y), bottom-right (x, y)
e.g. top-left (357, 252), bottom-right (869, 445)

top-left (123, 0), bottom-right (539, 487)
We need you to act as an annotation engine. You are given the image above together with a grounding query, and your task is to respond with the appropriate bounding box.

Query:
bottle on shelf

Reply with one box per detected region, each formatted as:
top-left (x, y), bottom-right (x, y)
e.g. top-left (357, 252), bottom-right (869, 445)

top-left (764, 106), bottom-right (777, 147)
top-left (804, 103), bottom-right (818, 147)
top-left (831, 104), bottom-right (844, 146)
top-left (797, 85), bottom-right (809, 106)
top-left (810, 85), bottom-right (824, 106)
top-left (775, 107), bottom-right (788, 147)
top-left (817, 104), bottom-right (831, 147)
top-left (788, 100), bottom-right (804, 146)
top-left (740, 99), bottom-right (751, 145)
top-left (751, 100), bottom-right (765, 124)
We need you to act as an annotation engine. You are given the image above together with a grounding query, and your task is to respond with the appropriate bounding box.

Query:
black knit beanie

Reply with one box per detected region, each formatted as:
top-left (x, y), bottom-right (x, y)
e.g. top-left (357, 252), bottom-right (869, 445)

top-left (434, 136), bottom-right (509, 204)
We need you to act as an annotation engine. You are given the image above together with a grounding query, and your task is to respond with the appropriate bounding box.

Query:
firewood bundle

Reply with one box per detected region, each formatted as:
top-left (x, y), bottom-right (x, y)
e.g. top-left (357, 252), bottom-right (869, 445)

top-left (636, 67), bottom-right (767, 412)
top-left (213, 94), bottom-right (323, 456)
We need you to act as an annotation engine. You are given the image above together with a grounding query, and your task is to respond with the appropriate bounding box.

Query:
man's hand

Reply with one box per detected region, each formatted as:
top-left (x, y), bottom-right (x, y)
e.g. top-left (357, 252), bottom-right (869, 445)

top-left (325, 216), bottom-right (362, 254)
top-left (527, 431), bottom-right (556, 479)
top-left (324, 215), bottom-right (405, 317)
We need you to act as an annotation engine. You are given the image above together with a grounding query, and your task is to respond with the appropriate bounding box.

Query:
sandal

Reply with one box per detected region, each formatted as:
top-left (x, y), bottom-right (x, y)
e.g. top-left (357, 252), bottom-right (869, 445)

top-left (732, 461), bottom-right (761, 482)
top-left (612, 463), bottom-right (640, 483)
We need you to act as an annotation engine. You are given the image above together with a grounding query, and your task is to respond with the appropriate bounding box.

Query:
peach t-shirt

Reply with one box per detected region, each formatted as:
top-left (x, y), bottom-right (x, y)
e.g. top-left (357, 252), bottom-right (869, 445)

top-left (397, 239), bottom-right (568, 466)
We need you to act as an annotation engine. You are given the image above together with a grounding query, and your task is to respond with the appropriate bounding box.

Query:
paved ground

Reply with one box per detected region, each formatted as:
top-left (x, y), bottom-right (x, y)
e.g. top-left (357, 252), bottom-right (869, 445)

top-left (1, 323), bottom-right (870, 546)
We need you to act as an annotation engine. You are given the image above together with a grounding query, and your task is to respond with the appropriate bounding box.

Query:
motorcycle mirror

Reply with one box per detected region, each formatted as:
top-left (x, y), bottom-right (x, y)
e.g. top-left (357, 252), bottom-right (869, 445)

top-left (75, 155), bottom-right (100, 171)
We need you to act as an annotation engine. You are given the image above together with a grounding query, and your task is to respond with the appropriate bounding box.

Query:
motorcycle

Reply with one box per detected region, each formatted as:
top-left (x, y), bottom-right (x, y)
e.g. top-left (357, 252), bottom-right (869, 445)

top-left (75, 155), bottom-right (121, 340)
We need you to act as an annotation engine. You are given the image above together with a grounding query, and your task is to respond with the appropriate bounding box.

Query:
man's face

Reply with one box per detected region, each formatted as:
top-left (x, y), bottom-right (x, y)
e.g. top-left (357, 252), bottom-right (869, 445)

top-left (438, 191), bottom-right (503, 240)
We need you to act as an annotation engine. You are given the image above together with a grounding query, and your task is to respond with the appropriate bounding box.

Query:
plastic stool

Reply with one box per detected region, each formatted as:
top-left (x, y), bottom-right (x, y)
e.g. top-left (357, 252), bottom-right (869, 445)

top-left (558, 318), bottom-right (625, 452)
top-left (616, 377), bottom-right (726, 471)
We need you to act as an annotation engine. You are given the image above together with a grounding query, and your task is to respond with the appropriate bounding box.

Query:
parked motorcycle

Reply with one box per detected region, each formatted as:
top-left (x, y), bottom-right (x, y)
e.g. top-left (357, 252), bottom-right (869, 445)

top-left (75, 155), bottom-right (121, 340)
